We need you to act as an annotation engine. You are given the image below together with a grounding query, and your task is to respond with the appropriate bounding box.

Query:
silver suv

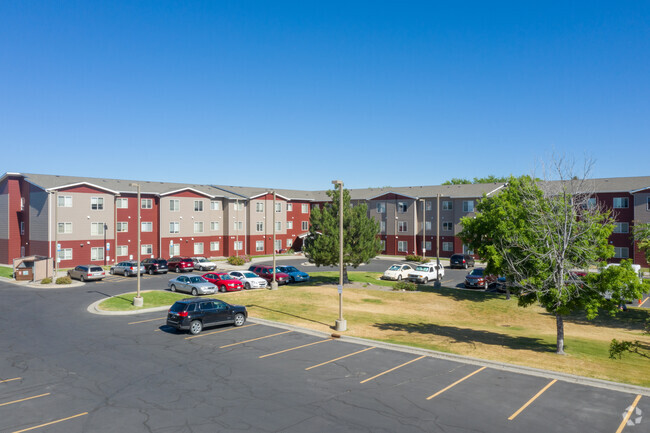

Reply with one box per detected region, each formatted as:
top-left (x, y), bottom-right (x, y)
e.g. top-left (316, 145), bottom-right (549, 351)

top-left (110, 261), bottom-right (145, 277)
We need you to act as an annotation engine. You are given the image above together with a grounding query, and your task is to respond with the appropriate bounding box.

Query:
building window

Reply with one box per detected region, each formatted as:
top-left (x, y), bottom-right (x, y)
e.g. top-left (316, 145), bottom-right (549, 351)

top-left (398, 221), bottom-right (408, 232)
top-left (141, 244), bottom-right (153, 255)
top-left (614, 247), bottom-right (629, 258)
top-left (141, 199), bottom-right (152, 209)
top-left (442, 201), bottom-right (452, 210)
top-left (463, 245), bottom-right (474, 255)
top-left (116, 198), bottom-right (128, 209)
top-left (193, 200), bottom-right (203, 212)
top-left (58, 248), bottom-right (72, 261)
top-left (286, 221), bottom-right (293, 229)
top-left (58, 195), bottom-right (72, 207)
top-left (90, 222), bottom-right (105, 236)
top-left (193, 242), bottom-right (204, 255)
top-left (20, 221), bottom-right (24, 235)
top-left (256, 222), bottom-right (264, 232)
top-left (397, 202), bottom-right (408, 213)
top-left (275, 240), bottom-right (282, 251)
top-left (425, 241), bottom-right (432, 251)
top-left (426, 201), bottom-right (433, 211)
top-left (141, 222), bottom-right (153, 232)
top-left (613, 222), bottom-right (629, 233)
top-left (302, 221), bottom-right (309, 231)
top-left (233, 202), bottom-right (244, 211)
top-left (256, 202), bottom-right (264, 213)
top-left (377, 202), bottom-right (386, 213)
top-left (286, 239), bottom-right (292, 247)
top-left (57, 222), bottom-right (72, 234)
top-left (91, 247), bottom-right (104, 261)
top-left (116, 245), bottom-right (128, 256)
top-left (613, 197), bottom-right (629, 209)
top-left (193, 222), bottom-right (204, 233)
top-left (287, 203), bottom-right (293, 211)
top-left (256, 241), bottom-right (264, 251)
top-left (170, 243), bottom-right (180, 256)
top-left (115, 222), bottom-right (127, 232)
top-left (233, 221), bottom-right (243, 231)
top-left (210, 221), bottom-right (219, 231)
top-left (586, 198), bottom-right (597, 209)
top-left (169, 199), bottom-right (180, 212)
top-left (210, 200), bottom-right (220, 211)
top-left (443, 222), bottom-right (453, 231)
top-left (275, 221), bottom-right (282, 231)
top-left (91, 197), bottom-right (104, 210)
top-left (275, 202), bottom-right (282, 212)
top-left (398, 241), bottom-right (408, 252)
top-left (234, 241), bottom-right (243, 251)
top-left (380, 240), bottom-right (386, 251)
top-left (380, 220), bottom-right (386, 233)
top-left (169, 222), bottom-right (180, 233)
top-left (425, 221), bottom-right (432, 231)
top-left (463, 201), bottom-right (474, 212)
top-left (210, 241), bottom-right (220, 251)
top-left (442, 242), bottom-right (453, 252)
top-left (301, 204), bottom-right (308, 213)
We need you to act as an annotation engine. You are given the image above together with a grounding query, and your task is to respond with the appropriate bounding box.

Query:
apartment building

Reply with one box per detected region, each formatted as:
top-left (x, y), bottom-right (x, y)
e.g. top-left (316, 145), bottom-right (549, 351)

top-left (1, 172), bottom-right (649, 268)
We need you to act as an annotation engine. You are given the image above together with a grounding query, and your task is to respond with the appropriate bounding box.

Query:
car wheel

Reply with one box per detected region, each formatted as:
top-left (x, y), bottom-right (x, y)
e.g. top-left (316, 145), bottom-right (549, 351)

top-left (423, 277), bottom-right (428, 284)
top-left (189, 320), bottom-right (203, 335)
top-left (191, 288), bottom-right (198, 296)
top-left (234, 313), bottom-right (246, 327)
top-left (397, 275), bottom-right (402, 281)
top-left (245, 282), bottom-right (251, 290)
top-left (109, 269), bottom-right (114, 275)
top-left (219, 285), bottom-right (226, 293)
top-left (80, 275), bottom-right (85, 282)
top-left (148, 268), bottom-right (154, 275)
top-left (484, 281), bottom-right (488, 290)
top-left (175, 267), bottom-right (180, 273)
top-left (170, 284), bottom-right (176, 292)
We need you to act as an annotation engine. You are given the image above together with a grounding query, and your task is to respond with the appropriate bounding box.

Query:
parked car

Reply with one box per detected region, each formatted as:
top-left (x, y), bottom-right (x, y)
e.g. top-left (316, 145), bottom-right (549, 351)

top-left (110, 261), bottom-right (145, 277)
top-left (464, 267), bottom-right (497, 289)
top-left (382, 264), bottom-right (414, 281)
top-left (192, 257), bottom-right (216, 271)
top-left (248, 265), bottom-right (290, 285)
top-left (228, 270), bottom-right (268, 290)
top-left (408, 262), bottom-right (445, 284)
top-left (168, 275), bottom-right (217, 296)
top-left (276, 265), bottom-right (310, 283)
top-left (166, 297), bottom-right (247, 335)
top-left (450, 254), bottom-right (475, 269)
top-left (202, 272), bottom-right (244, 292)
top-left (167, 257), bottom-right (194, 273)
top-left (142, 258), bottom-right (168, 275)
top-left (67, 265), bottom-right (105, 282)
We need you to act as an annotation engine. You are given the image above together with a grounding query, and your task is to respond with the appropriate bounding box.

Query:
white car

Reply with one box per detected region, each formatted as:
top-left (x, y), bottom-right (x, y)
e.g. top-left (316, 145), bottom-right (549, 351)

top-left (408, 262), bottom-right (445, 284)
top-left (228, 270), bottom-right (268, 290)
top-left (382, 264), bottom-right (414, 281)
top-left (191, 257), bottom-right (216, 271)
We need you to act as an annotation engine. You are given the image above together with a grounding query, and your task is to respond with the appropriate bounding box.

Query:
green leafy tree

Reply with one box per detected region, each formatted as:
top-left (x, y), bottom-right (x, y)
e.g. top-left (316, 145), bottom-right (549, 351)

top-left (303, 187), bottom-right (382, 284)
top-left (633, 222), bottom-right (650, 263)
top-left (442, 178), bottom-right (472, 185)
top-left (459, 168), bottom-right (647, 355)
top-left (442, 175), bottom-right (509, 185)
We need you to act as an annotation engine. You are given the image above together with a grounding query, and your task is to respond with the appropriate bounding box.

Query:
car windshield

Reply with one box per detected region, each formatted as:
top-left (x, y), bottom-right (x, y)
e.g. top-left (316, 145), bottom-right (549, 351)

top-left (218, 275), bottom-right (231, 280)
top-left (469, 269), bottom-right (484, 276)
top-left (388, 265), bottom-right (401, 271)
top-left (243, 272), bottom-right (257, 278)
top-left (189, 276), bottom-right (206, 283)
top-left (281, 266), bottom-right (298, 272)
top-left (197, 258), bottom-right (207, 262)
top-left (415, 266), bottom-right (429, 272)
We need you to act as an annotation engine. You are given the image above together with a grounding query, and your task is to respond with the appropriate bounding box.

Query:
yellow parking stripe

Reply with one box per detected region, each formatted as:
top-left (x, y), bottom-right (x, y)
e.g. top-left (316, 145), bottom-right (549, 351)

top-left (615, 395), bottom-right (642, 433)
top-left (184, 323), bottom-right (258, 340)
top-left (306, 347), bottom-right (375, 370)
top-left (508, 379), bottom-right (557, 420)
top-left (128, 317), bottom-right (166, 325)
top-left (220, 330), bottom-right (292, 348)
top-left (0, 377), bottom-right (21, 384)
top-left (260, 338), bottom-right (334, 359)
top-left (426, 366), bottom-right (486, 400)
top-left (360, 355), bottom-right (426, 384)
top-left (0, 393), bottom-right (50, 407)
top-left (12, 412), bottom-right (88, 433)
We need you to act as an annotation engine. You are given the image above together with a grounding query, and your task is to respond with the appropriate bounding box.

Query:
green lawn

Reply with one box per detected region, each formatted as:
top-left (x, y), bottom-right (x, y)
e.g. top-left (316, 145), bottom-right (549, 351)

top-left (97, 291), bottom-right (189, 311)
top-left (294, 271), bottom-right (397, 288)
top-left (0, 266), bottom-right (13, 278)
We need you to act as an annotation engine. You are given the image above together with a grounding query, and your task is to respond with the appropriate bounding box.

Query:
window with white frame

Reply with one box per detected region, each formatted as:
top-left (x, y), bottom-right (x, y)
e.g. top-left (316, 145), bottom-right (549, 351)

top-left (210, 221), bottom-right (219, 231)
top-left (286, 220), bottom-right (293, 229)
top-left (256, 221), bottom-right (263, 232)
top-left (91, 247), bottom-right (104, 261)
top-left (302, 221), bottom-right (308, 231)
top-left (233, 221), bottom-right (243, 231)
top-left (57, 222), bottom-right (72, 234)
top-left (169, 222), bottom-right (180, 233)
top-left (301, 204), bottom-right (308, 213)
top-left (116, 245), bottom-right (128, 256)
top-left (425, 221), bottom-right (432, 230)
top-left (425, 241), bottom-right (432, 251)
top-left (275, 239), bottom-right (282, 251)
top-left (613, 197), bottom-right (629, 209)
top-left (116, 198), bottom-right (128, 209)
top-left (117, 222), bottom-right (128, 232)
top-left (141, 222), bottom-right (153, 232)
top-left (614, 247), bottom-right (629, 258)
top-left (463, 245), bottom-right (474, 255)
top-left (169, 199), bottom-right (180, 212)
top-left (398, 221), bottom-right (408, 232)
top-left (210, 241), bottom-right (220, 251)
top-left (442, 201), bottom-right (452, 210)
top-left (194, 200), bottom-right (204, 211)
top-left (193, 242), bottom-right (204, 254)
top-left (234, 241), bottom-right (243, 251)
top-left (275, 202), bottom-right (282, 212)
top-left (443, 222), bottom-right (453, 231)
top-left (613, 222), bottom-right (629, 233)
top-left (256, 241), bottom-right (264, 251)
top-left (380, 220), bottom-right (386, 233)
top-left (376, 202), bottom-right (386, 213)
top-left (90, 222), bottom-right (105, 236)
top-left (442, 242), bottom-right (453, 251)
top-left (58, 195), bottom-right (72, 207)
top-left (286, 239), bottom-right (292, 247)
top-left (141, 244), bottom-right (153, 255)
top-left (426, 201), bottom-right (433, 211)
top-left (233, 202), bottom-right (244, 211)
top-left (586, 198), bottom-right (597, 209)
top-left (210, 200), bottom-right (220, 210)
top-left (170, 243), bottom-right (180, 256)
top-left (287, 203), bottom-right (293, 211)
top-left (91, 197), bottom-right (104, 210)
top-left (275, 221), bottom-right (281, 231)
top-left (397, 202), bottom-right (408, 213)
top-left (193, 222), bottom-right (204, 233)
top-left (256, 202), bottom-right (264, 212)
top-left (141, 198), bottom-right (152, 209)
top-left (58, 248), bottom-right (72, 261)
top-left (398, 241), bottom-right (408, 252)
top-left (380, 240), bottom-right (386, 251)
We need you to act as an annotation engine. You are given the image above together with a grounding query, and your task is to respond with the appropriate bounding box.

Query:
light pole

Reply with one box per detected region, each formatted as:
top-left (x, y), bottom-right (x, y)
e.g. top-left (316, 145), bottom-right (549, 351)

top-left (332, 180), bottom-right (346, 332)
top-left (130, 183), bottom-right (143, 307)
top-left (436, 193), bottom-right (441, 284)
top-left (103, 223), bottom-right (107, 266)
top-left (270, 191), bottom-right (278, 290)
top-left (421, 199), bottom-right (426, 260)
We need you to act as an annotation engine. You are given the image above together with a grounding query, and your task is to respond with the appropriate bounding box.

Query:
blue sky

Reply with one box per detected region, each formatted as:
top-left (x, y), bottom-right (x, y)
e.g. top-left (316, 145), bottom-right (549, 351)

top-left (1, 1), bottom-right (648, 189)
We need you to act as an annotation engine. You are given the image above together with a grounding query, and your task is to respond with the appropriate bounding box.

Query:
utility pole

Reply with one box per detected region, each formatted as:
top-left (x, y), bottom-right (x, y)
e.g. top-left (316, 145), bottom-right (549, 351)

top-left (332, 180), bottom-right (346, 332)
top-left (270, 191), bottom-right (278, 290)
top-left (436, 193), bottom-right (441, 283)
top-left (131, 183), bottom-right (143, 307)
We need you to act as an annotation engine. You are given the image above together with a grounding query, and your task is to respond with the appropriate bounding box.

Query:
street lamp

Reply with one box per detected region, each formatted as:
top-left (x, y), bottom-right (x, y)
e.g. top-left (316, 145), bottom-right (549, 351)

top-left (130, 183), bottom-right (143, 307)
top-left (103, 223), bottom-right (108, 266)
top-left (332, 180), bottom-right (346, 332)
top-left (270, 191), bottom-right (278, 290)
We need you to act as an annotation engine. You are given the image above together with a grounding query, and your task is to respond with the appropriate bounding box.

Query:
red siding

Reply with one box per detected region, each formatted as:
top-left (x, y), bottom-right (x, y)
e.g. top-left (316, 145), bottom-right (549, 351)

top-left (116, 194), bottom-right (159, 261)
top-left (166, 190), bottom-right (211, 198)
top-left (58, 185), bottom-right (114, 194)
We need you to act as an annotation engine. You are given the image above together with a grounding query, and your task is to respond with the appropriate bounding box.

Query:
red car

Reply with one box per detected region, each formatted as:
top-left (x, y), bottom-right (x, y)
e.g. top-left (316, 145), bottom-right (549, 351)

top-left (248, 265), bottom-right (290, 285)
top-left (168, 257), bottom-right (194, 273)
top-left (202, 272), bottom-right (244, 292)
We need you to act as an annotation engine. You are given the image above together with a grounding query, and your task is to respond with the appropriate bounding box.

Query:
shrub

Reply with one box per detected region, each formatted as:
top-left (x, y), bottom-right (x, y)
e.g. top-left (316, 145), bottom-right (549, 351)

top-left (227, 256), bottom-right (246, 266)
top-left (56, 276), bottom-right (72, 285)
top-left (41, 277), bottom-right (52, 284)
top-left (394, 281), bottom-right (417, 291)
top-left (405, 254), bottom-right (423, 263)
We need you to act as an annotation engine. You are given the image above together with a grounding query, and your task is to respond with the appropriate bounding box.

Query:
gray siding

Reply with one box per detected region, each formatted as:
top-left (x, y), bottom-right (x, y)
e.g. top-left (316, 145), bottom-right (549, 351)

top-left (0, 182), bottom-right (7, 239)
top-left (29, 186), bottom-right (49, 241)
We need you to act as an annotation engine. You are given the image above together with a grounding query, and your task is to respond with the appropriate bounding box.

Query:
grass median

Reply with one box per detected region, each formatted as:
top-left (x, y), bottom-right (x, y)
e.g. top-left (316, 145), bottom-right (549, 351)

top-left (97, 272), bottom-right (650, 387)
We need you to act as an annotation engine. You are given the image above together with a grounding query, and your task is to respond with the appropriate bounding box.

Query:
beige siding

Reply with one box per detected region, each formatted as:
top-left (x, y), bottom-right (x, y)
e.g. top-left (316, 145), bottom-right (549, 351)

top-left (53, 192), bottom-right (114, 241)
top-left (160, 196), bottom-right (224, 237)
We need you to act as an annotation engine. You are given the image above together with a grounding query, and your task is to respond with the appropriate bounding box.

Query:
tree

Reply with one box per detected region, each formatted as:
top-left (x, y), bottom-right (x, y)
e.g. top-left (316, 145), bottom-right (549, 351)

top-left (633, 222), bottom-right (650, 263)
top-left (303, 187), bottom-right (382, 283)
top-left (442, 175), bottom-right (509, 185)
top-left (459, 161), bottom-right (647, 355)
